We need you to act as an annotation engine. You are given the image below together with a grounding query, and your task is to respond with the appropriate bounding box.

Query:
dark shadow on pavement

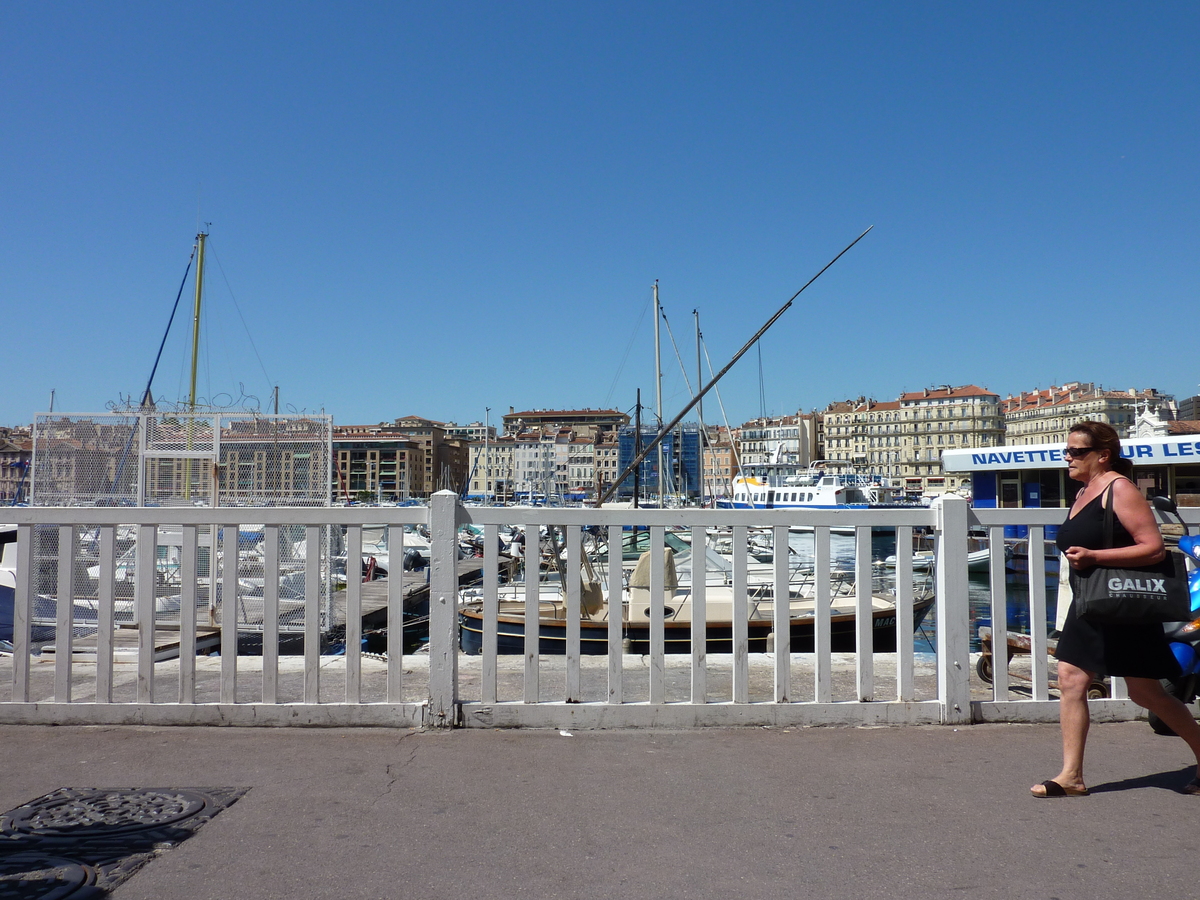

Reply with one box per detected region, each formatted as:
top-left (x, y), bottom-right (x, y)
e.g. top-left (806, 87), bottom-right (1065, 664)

top-left (1089, 766), bottom-right (1195, 794)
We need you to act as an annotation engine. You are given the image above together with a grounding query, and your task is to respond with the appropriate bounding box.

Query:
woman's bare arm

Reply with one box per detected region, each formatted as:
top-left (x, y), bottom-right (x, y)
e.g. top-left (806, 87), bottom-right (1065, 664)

top-left (1064, 477), bottom-right (1165, 569)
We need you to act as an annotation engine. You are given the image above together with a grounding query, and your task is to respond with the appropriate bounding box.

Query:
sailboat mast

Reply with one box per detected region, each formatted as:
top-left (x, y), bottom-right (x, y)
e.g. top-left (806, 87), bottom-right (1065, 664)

top-left (597, 225), bottom-right (873, 507)
top-left (188, 231), bottom-right (207, 413)
top-left (633, 389), bottom-right (641, 509)
top-left (653, 281), bottom-right (664, 507)
top-left (694, 310), bottom-right (703, 426)
top-left (183, 231), bottom-right (207, 502)
top-left (695, 309), bottom-right (706, 501)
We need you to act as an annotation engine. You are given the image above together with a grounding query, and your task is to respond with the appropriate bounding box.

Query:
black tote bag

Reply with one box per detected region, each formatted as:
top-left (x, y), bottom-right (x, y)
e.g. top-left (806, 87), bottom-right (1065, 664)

top-left (1071, 483), bottom-right (1191, 625)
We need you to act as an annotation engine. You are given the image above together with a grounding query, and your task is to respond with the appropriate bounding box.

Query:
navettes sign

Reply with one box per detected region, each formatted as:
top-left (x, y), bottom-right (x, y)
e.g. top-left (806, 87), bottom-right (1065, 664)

top-left (942, 437), bottom-right (1200, 473)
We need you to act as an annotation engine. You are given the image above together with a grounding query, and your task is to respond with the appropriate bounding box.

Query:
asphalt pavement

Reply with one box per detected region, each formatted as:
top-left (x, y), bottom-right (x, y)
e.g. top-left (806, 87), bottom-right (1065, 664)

top-left (2, 720), bottom-right (1198, 899)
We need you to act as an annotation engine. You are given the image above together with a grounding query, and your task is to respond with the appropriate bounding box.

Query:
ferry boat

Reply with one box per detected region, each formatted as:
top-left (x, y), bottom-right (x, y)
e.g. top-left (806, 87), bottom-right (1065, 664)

top-left (715, 461), bottom-right (916, 511)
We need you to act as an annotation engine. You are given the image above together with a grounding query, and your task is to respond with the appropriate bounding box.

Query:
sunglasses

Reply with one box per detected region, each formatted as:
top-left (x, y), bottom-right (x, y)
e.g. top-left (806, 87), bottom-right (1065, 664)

top-left (1063, 446), bottom-right (1098, 459)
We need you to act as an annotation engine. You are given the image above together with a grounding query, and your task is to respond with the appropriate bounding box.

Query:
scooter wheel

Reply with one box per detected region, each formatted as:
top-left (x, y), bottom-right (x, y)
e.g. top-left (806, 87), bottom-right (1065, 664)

top-left (1149, 676), bottom-right (1196, 737)
top-left (1086, 681), bottom-right (1109, 700)
top-left (1149, 712), bottom-right (1176, 736)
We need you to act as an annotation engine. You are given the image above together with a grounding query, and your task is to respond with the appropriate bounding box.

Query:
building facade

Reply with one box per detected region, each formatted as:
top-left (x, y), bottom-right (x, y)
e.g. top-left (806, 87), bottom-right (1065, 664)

top-left (466, 434), bottom-right (514, 501)
top-left (615, 423), bottom-right (702, 501)
top-left (1179, 395), bottom-right (1200, 422)
top-left (594, 436), bottom-right (620, 498)
top-left (897, 385), bottom-right (1002, 496)
top-left (501, 408), bottom-right (629, 437)
top-left (1002, 383), bottom-right (1175, 445)
top-left (386, 416), bottom-right (469, 497)
top-left (332, 430), bottom-right (421, 502)
top-left (0, 428), bottom-right (32, 503)
top-left (819, 386), bottom-right (1001, 497)
top-left (702, 441), bottom-right (735, 500)
top-left (566, 435), bottom-right (596, 496)
top-left (446, 422), bottom-right (497, 444)
top-left (821, 400), bottom-right (861, 466)
top-left (736, 415), bottom-right (815, 468)
top-left (511, 429), bottom-right (557, 502)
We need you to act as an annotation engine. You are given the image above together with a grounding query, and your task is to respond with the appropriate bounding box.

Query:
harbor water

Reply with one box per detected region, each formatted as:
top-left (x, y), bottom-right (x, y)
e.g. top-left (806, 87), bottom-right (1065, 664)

top-left (775, 528), bottom-right (1057, 654)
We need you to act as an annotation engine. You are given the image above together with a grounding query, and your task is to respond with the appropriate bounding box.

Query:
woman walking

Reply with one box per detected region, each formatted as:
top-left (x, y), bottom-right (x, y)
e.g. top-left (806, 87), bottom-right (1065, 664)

top-left (1032, 420), bottom-right (1200, 797)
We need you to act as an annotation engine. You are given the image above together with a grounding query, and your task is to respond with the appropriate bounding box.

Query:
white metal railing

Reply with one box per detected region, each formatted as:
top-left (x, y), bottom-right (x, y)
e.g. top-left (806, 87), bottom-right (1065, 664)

top-left (4, 494), bottom-right (1194, 728)
top-left (450, 501), bottom-right (948, 727)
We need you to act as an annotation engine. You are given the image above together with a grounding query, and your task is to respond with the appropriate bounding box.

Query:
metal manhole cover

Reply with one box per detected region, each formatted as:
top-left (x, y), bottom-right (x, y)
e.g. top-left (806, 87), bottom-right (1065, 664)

top-left (3, 790), bottom-right (210, 838)
top-left (0, 788), bottom-right (247, 899)
top-left (0, 853), bottom-right (96, 900)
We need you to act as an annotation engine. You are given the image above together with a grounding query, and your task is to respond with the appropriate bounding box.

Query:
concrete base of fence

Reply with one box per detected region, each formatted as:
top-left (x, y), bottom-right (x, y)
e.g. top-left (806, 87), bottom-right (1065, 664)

top-left (461, 700), bottom-right (945, 729)
top-left (0, 650), bottom-right (1151, 729)
top-left (0, 702), bottom-right (425, 727)
top-left (973, 698), bottom-right (1145, 724)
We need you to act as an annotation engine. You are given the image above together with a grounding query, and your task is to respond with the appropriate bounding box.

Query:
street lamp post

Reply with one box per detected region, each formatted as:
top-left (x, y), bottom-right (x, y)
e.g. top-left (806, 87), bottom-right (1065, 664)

top-left (484, 407), bottom-right (491, 504)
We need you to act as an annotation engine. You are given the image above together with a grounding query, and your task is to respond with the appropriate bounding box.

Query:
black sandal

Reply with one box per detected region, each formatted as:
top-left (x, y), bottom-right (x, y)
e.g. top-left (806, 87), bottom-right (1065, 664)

top-left (1180, 778), bottom-right (1200, 795)
top-left (1032, 779), bottom-right (1089, 798)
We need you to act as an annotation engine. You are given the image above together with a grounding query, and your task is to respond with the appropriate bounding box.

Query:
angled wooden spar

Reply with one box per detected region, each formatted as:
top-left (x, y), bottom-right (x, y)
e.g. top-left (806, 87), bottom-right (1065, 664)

top-left (598, 226), bottom-right (873, 506)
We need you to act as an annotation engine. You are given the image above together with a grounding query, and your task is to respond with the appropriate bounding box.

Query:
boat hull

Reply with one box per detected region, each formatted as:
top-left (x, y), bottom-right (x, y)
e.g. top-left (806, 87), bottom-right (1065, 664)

top-left (459, 596), bottom-right (933, 656)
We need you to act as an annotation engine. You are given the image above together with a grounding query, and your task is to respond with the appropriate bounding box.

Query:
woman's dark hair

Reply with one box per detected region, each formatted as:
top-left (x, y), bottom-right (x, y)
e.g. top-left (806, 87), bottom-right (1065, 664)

top-left (1069, 420), bottom-right (1133, 477)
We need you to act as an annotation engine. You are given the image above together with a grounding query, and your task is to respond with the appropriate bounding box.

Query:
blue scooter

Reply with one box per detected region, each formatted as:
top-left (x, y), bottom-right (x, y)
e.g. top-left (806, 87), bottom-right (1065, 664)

top-left (1148, 498), bottom-right (1200, 736)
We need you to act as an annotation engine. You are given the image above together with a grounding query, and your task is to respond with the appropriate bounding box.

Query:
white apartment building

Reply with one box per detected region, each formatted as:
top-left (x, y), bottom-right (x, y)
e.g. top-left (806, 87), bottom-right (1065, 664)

top-left (737, 415), bottom-right (817, 468)
top-left (898, 385), bottom-right (1002, 496)
top-left (594, 437), bottom-right (620, 496)
top-left (566, 435), bottom-right (596, 495)
top-left (467, 434), bottom-right (514, 501)
top-left (821, 386), bottom-right (1001, 497)
top-left (512, 430), bottom-right (558, 500)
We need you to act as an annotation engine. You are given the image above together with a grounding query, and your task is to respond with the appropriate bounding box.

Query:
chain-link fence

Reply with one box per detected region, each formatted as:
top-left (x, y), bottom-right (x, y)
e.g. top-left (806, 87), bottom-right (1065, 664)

top-left (29, 413), bottom-right (143, 506)
top-left (28, 413), bottom-right (335, 645)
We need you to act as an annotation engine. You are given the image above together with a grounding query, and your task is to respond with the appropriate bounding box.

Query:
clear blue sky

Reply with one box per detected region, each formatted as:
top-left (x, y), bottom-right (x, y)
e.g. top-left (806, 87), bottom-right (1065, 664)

top-left (3, 2), bottom-right (1197, 430)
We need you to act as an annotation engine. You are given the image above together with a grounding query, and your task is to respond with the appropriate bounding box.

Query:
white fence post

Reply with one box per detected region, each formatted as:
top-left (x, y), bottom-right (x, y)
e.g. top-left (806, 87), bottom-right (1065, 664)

top-left (427, 490), bottom-right (461, 727)
top-left (935, 496), bottom-right (971, 724)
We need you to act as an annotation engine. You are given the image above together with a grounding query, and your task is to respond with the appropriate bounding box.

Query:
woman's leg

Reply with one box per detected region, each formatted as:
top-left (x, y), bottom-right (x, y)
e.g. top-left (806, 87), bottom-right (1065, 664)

top-left (1032, 660), bottom-right (1093, 795)
top-left (1125, 677), bottom-right (1200, 766)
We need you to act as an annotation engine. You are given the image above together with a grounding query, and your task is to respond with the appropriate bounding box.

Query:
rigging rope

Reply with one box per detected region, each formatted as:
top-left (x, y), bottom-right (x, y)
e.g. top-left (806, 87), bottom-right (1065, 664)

top-left (109, 248), bottom-right (195, 496)
top-left (208, 241), bottom-right (274, 391)
top-left (140, 249), bottom-right (195, 406)
top-left (757, 343), bottom-right (767, 418)
top-left (603, 289), bottom-right (651, 409)
top-left (597, 226), bottom-right (872, 505)
top-left (701, 337), bottom-right (746, 506)
top-left (659, 308), bottom-right (695, 398)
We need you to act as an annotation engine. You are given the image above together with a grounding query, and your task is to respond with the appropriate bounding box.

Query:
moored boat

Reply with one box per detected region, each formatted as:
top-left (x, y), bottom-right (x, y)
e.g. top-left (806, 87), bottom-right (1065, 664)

top-left (0, 524), bottom-right (18, 644)
top-left (883, 529), bottom-right (991, 573)
top-left (458, 547), bottom-right (934, 656)
top-left (458, 593), bottom-right (934, 655)
top-left (715, 460), bottom-right (917, 511)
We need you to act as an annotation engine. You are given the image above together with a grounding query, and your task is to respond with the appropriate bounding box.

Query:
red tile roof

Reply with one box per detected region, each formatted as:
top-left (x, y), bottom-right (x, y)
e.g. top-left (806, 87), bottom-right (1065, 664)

top-left (900, 385), bottom-right (996, 402)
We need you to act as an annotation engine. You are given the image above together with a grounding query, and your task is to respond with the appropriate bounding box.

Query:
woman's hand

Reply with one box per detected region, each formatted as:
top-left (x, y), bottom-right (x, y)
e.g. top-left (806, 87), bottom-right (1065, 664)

top-left (1064, 545), bottom-right (1096, 569)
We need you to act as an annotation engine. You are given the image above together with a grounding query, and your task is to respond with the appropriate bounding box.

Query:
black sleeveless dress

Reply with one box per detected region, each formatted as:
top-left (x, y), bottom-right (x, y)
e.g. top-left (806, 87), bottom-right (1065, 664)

top-left (1054, 488), bottom-right (1180, 679)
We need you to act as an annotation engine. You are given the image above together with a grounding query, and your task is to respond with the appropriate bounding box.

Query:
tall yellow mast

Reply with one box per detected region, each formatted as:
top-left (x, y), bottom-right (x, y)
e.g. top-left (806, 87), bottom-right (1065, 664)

top-left (184, 231), bottom-right (207, 500)
top-left (188, 231), bottom-right (207, 413)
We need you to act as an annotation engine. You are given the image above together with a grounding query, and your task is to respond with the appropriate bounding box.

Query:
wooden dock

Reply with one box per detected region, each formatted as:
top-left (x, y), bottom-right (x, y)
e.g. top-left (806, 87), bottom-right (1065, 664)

top-left (41, 625), bottom-right (222, 662)
top-left (344, 557), bottom-right (516, 629)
